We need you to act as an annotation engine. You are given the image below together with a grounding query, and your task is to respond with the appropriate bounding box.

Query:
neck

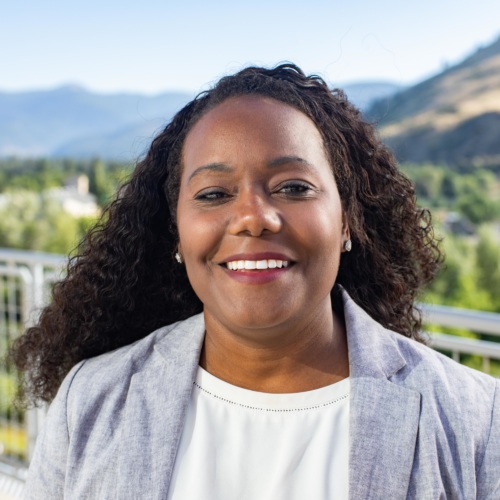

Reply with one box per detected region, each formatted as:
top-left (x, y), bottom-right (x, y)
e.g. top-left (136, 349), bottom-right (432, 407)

top-left (200, 302), bottom-right (349, 393)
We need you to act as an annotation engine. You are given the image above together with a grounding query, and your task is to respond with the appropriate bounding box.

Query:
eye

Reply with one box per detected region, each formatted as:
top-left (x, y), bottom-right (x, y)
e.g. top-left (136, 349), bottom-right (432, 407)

top-left (275, 181), bottom-right (316, 197)
top-left (194, 188), bottom-right (231, 203)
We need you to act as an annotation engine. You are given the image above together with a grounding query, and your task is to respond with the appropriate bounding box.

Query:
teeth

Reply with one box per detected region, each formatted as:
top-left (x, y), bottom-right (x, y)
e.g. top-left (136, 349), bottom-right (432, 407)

top-left (225, 259), bottom-right (290, 271)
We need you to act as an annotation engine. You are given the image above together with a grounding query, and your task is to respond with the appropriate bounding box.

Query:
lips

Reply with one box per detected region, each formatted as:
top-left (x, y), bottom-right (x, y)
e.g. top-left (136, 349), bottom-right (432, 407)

top-left (225, 259), bottom-right (289, 271)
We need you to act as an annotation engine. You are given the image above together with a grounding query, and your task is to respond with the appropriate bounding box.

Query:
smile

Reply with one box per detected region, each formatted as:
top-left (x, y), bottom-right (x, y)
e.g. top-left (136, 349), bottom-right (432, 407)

top-left (225, 259), bottom-right (290, 271)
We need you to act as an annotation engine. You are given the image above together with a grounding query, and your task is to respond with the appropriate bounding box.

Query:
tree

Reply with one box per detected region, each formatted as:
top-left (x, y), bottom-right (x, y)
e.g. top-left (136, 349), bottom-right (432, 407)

top-left (89, 159), bottom-right (114, 205)
top-left (476, 228), bottom-right (500, 311)
top-left (456, 191), bottom-right (498, 224)
top-left (425, 233), bottom-right (494, 311)
top-left (0, 190), bottom-right (93, 254)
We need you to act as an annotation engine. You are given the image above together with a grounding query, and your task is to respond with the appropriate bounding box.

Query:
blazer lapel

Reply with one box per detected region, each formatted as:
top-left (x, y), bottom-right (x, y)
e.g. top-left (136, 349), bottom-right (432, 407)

top-left (342, 291), bottom-right (421, 499)
top-left (349, 378), bottom-right (421, 499)
top-left (115, 314), bottom-right (205, 500)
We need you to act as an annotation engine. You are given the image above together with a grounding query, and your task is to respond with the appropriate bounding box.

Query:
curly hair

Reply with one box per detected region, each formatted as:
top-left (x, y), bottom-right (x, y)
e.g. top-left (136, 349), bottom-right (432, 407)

top-left (11, 64), bottom-right (442, 404)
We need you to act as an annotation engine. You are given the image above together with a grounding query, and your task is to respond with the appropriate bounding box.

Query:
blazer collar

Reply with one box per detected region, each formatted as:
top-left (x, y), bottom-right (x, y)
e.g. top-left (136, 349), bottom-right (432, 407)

top-left (342, 290), bottom-right (421, 499)
top-left (342, 288), bottom-right (407, 379)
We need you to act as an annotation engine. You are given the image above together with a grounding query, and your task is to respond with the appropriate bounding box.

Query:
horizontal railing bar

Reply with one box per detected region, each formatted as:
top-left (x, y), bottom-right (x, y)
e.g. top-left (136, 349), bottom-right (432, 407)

top-left (420, 303), bottom-right (500, 336)
top-left (429, 332), bottom-right (500, 359)
top-left (0, 266), bottom-right (33, 283)
top-left (0, 248), bottom-right (66, 268)
top-left (0, 460), bottom-right (28, 481)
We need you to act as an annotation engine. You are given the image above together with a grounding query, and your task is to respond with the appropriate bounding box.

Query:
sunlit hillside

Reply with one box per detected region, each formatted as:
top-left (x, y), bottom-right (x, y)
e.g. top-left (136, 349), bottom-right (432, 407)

top-left (368, 37), bottom-right (500, 164)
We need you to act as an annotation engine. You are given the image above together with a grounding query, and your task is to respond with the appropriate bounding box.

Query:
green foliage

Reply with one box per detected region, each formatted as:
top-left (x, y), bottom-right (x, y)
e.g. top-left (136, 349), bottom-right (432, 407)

top-left (425, 232), bottom-right (496, 311)
top-left (457, 192), bottom-right (497, 224)
top-left (0, 157), bottom-right (133, 206)
top-left (416, 165), bottom-right (445, 200)
top-left (424, 227), bottom-right (500, 313)
top-left (476, 228), bottom-right (500, 301)
top-left (402, 162), bottom-right (500, 224)
top-left (0, 157), bottom-right (135, 254)
top-left (0, 371), bottom-right (23, 422)
top-left (88, 159), bottom-right (116, 206)
top-left (0, 190), bottom-right (92, 254)
top-left (402, 161), bottom-right (500, 314)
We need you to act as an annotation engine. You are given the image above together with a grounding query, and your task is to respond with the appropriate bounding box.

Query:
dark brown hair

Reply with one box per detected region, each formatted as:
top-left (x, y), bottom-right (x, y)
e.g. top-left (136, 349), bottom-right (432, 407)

top-left (11, 64), bottom-right (442, 404)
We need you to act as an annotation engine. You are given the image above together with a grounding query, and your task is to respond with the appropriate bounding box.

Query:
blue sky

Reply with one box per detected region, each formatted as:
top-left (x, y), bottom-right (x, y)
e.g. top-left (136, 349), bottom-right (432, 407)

top-left (1, 0), bottom-right (499, 94)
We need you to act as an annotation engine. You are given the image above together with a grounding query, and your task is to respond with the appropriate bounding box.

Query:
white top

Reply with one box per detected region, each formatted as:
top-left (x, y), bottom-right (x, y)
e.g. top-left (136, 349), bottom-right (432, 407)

top-left (167, 366), bottom-right (350, 500)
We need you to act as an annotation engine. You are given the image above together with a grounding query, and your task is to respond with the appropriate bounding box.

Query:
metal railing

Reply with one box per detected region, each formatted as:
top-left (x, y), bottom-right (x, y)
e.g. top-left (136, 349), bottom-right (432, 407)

top-left (0, 247), bottom-right (499, 496)
top-left (0, 249), bottom-right (65, 472)
top-left (422, 303), bottom-right (500, 373)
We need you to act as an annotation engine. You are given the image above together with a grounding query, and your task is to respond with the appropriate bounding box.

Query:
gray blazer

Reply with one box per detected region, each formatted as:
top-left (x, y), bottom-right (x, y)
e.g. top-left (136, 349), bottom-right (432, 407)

top-left (26, 291), bottom-right (500, 499)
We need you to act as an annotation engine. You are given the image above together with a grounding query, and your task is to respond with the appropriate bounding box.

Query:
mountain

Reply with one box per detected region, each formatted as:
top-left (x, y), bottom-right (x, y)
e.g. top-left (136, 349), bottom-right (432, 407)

top-left (341, 82), bottom-right (404, 112)
top-left (52, 120), bottom-right (166, 160)
top-left (367, 36), bottom-right (500, 164)
top-left (0, 81), bottom-right (402, 160)
top-left (0, 86), bottom-right (192, 158)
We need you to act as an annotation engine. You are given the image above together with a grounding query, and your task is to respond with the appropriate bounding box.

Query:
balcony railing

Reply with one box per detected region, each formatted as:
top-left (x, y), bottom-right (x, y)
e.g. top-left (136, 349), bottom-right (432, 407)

top-left (0, 247), bottom-right (499, 497)
top-left (422, 303), bottom-right (500, 372)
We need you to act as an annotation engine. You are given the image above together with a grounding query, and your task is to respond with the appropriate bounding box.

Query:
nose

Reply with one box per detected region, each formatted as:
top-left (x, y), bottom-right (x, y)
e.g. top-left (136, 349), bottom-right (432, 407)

top-left (227, 190), bottom-right (282, 237)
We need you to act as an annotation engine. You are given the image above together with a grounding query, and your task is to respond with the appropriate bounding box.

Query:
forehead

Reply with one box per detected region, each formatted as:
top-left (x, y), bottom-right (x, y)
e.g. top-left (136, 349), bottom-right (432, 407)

top-left (182, 95), bottom-right (327, 167)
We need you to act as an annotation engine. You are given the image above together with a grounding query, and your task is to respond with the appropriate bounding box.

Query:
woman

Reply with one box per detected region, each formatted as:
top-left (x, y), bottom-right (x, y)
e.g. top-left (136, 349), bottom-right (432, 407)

top-left (13, 64), bottom-right (499, 499)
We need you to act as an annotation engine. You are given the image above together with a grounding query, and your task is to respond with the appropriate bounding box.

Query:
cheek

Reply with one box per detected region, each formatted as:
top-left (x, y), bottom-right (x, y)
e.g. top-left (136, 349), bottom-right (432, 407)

top-left (302, 204), bottom-right (344, 246)
top-left (177, 210), bottom-right (223, 262)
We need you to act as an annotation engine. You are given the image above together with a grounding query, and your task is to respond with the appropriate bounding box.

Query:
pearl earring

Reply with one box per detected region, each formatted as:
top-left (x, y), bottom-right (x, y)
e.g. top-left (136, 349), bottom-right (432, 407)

top-left (175, 252), bottom-right (183, 264)
top-left (343, 239), bottom-right (352, 252)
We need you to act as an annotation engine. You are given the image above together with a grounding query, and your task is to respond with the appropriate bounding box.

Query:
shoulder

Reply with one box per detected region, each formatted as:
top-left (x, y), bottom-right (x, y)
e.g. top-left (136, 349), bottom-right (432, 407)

top-left (375, 316), bottom-right (499, 467)
top-left (26, 315), bottom-right (205, 498)
top-left (57, 313), bottom-right (205, 422)
top-left (387, 326), bottom-right (497, 406)
top-left (342, 287), bottom-right (496, 398)
top-left (393, 330), bottom-right (500, 493)
top-left (343, 288), bottom-right (497, 429)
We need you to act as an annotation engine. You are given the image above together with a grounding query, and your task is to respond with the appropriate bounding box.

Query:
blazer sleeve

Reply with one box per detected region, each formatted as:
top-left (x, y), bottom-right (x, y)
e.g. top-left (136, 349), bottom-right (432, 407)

top-left (23, 362), bottom-right (85, 500)
top-left (477, 378), bottom-right (500, 499)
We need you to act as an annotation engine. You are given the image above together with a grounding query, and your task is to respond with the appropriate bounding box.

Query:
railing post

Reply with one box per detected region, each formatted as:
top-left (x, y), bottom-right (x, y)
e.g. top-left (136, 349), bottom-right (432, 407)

top-left (482, 357), bottom-right (491, 374)
top-left (0, 265), bottom-right (34, 466)
top-left (25, 263), bottom-right (49, 463)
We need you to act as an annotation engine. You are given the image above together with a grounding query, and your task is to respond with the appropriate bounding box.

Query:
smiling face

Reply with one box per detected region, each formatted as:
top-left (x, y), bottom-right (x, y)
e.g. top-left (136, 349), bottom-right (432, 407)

top-left (176, 95), bottom-right (349, 341)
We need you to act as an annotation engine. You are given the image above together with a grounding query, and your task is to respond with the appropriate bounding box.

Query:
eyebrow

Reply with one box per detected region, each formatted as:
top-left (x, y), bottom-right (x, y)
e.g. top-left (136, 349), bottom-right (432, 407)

top-left (267, 156), bottom-right (312, 168)
top-left (187, 163), bottom-right (232, 182)
top-left (187, 156), bottom-right (313, 183)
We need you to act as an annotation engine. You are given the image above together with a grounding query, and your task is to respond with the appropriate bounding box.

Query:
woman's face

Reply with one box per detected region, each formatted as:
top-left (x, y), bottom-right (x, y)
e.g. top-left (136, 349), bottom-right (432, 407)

top-left (177, 95), bottom-right (349, 338)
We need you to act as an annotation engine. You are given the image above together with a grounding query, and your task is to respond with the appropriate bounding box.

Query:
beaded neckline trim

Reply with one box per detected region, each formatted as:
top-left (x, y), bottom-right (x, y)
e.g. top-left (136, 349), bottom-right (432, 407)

top-left (193, 381), bottom-right (349, 413)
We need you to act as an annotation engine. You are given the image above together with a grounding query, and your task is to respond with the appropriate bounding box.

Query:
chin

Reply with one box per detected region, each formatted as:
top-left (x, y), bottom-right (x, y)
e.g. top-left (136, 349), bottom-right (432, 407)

top-left (222, 309), bottom-right (299, 336)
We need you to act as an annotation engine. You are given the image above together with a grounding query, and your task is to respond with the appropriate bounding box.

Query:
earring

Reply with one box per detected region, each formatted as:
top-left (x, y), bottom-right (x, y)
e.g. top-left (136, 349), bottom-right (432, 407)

top-left (175, 252), bottom-right (183, 264)
top-left (343, 239), bottom-right (352, 252)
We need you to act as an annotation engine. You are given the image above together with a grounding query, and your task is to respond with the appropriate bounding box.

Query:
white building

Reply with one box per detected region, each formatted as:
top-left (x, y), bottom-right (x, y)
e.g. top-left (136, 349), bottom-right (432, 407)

top-left (45, 175), bottom-right (100, 217)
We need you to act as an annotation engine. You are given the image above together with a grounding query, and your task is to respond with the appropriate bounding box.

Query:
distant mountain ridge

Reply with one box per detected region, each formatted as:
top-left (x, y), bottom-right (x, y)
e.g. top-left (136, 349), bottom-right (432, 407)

top-left (3, 34), bottom-right (500, 164)
top-left (368, 36), bottom-right (500, 164)
top-left (341, 81), bottom-right (403, 112)
top-left (0, 87), bottom-right (193, 159)
top-left (0, 82), bottom-right (402, 160)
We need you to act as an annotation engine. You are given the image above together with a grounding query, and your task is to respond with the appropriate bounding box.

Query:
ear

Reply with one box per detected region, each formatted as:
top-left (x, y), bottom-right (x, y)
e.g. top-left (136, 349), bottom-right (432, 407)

top-left (341, 212), bottom-right (350, 241)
